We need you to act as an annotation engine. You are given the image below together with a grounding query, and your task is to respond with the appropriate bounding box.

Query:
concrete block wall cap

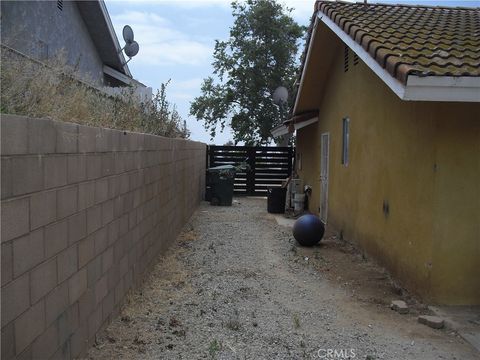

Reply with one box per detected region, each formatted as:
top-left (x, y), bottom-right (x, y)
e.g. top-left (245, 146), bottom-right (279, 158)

top-left (390, 299), bottom-right (409, 314)
top-left (1, 114), bottom-right (29, 155)
top-left (78, 125), bottom-right (99, 153)
top-left (55, 122), bottom-right (79, 154)
top-left (418, 315), bottom-right (445, 329)
top-left (95, 128), bottom-right (112, 153)
top-left (28, 117), bottom-right (56, 154)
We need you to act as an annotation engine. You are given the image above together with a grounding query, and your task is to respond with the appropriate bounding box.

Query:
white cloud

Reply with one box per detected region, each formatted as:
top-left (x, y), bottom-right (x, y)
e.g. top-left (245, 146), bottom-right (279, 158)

top-left (111, 11), bottom-right (212, 66)
top-left (120, 0), bottom-right (231, 8)
top-left (282, 0), bottom-right (316, 20)
top-left (170, 92), bottom-right (196, 101)
top-left (114, 0), bottom-right (317, 21)
top-left (173, 77), bottom-right (204, 90)
top-left (169, 78), bottom-right (203, 103)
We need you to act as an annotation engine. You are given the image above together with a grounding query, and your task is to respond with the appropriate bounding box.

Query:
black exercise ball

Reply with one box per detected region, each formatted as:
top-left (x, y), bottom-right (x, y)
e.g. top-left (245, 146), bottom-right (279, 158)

top-left (293, 214), bottom-right (325, 247)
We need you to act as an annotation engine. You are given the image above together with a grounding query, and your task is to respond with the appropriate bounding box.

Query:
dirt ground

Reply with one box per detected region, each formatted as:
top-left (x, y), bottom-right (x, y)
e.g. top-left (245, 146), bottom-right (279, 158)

top-left (88, 198), bottom-right (478, 359)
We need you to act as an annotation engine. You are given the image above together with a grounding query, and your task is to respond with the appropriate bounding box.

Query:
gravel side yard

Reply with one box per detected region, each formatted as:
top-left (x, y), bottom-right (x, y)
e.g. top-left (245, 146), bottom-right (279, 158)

top-left (88, 198), bottom-right (478, 359)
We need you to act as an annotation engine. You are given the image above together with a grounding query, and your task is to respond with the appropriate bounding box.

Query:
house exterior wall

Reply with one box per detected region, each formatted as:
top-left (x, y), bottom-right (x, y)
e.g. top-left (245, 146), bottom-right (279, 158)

top-left (296, 41), bottom-right (480, 305)
top-left (1, 0), bottom-right (104, 85)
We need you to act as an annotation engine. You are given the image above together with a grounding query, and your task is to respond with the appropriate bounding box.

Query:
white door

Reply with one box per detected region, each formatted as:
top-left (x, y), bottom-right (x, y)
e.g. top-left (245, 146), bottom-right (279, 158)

top-left (320, 133), bottom-right (329, 223)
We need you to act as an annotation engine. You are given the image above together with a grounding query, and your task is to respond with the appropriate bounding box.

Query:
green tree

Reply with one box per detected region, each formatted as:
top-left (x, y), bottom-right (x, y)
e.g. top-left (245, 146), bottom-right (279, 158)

top-left (190, 0), bottom-right (304, 145)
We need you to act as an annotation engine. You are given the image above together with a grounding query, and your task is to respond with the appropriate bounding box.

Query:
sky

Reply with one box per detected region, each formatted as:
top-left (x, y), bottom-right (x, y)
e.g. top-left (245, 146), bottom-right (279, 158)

top-left (104, 0), bottom-right (479, 144)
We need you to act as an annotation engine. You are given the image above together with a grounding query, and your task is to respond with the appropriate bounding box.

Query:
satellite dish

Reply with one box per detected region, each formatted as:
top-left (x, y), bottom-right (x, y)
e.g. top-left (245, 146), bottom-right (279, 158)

top-left (123, 25), bottom-right (134, 43)
top-left (273, 86), bottom-right (288, 105)
top-left (124, 41), bottom-right (139, 58)
top-left (119, 25), bottom-right (140, 63)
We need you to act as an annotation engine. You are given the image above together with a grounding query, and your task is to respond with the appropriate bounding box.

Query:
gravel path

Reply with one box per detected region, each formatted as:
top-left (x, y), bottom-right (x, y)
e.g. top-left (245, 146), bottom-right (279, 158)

top-left (89, 198), bottom-right (478, 359)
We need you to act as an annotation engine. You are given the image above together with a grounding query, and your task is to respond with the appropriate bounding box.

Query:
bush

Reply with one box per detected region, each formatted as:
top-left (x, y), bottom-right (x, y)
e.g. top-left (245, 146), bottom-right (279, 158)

top-left (0, 46), bottom-right (190, 139)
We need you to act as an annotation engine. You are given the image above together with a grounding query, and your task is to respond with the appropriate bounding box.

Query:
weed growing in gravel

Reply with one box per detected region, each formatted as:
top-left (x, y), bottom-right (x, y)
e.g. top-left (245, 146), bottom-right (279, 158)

top-left (225, 309), bottom-right (241, 331)
top-left (208, 339), bottom-right (221, 358)
top-left (293, 313), bottom-right (301, 329)
top-left (226, 318), bottom-right (241, 331)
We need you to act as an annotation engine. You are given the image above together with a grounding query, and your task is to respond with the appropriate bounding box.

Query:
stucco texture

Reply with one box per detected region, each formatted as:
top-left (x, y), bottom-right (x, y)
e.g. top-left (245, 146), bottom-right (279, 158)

top-left (296, 31), bottom-right (480, 305)
top-left (1, 1), bottom-right (104, 84)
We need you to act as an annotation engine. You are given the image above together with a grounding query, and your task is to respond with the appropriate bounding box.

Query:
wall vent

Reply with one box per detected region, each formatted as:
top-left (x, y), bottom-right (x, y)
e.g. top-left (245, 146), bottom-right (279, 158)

top-left (344, 45), bottom-right (349, 72)
top-left (353, 53), bottom-right (359, 66)
top-left (57, 0), bottom-right (63, 11)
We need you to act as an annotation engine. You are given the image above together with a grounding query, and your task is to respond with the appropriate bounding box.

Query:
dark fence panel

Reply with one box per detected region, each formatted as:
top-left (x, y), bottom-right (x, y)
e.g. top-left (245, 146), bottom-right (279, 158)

top-left (207, 145), bottom-right (294, 196)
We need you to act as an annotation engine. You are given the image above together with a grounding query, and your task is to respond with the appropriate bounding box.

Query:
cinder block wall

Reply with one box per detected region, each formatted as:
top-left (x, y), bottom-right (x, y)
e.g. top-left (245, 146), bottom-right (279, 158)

top-left (1, 114), bottom-right (206, 359)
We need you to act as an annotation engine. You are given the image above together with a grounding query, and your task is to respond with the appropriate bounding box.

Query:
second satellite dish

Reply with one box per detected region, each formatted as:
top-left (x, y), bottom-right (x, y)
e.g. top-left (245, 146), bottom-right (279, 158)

top-left (120, 25), bottom-right (139, 63)
top-left (273, 86), bottom-right (288, 105)
top-left (125, 41), bottom-right (139, 58)
top-left (123, 25), bottom-right (134, 43)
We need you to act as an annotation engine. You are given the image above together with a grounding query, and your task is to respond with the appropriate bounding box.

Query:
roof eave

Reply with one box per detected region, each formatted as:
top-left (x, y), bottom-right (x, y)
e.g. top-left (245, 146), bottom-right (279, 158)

top-left (272, 112), bottom-right (320, 138)
top-left (271, 124), bottom-right (290, 138)
top-left (98, 0), bottom-right (132, 77)
top-left (292, 15), bottom-right (320, 115)
top-left (76, 0), bottom-right (132, 78)
top-left (292, 11), bottom-right (480, 107)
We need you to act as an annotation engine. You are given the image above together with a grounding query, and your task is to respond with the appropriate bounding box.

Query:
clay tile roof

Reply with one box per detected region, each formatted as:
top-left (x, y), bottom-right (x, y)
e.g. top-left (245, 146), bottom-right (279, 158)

top-left (316, 1), bottom-right (480, 83)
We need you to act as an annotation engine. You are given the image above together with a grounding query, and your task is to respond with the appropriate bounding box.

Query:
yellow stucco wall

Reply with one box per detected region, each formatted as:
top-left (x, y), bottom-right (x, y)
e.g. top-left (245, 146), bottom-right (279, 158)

top-left (296, 39), bottom-right (480, 305)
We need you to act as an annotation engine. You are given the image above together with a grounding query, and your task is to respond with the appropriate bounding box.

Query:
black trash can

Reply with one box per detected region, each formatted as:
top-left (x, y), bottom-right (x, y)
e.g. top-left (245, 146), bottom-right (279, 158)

top-left (207, 165), bottom-right (235, 206)
top-left (267, 187), bottom-right (287, 213)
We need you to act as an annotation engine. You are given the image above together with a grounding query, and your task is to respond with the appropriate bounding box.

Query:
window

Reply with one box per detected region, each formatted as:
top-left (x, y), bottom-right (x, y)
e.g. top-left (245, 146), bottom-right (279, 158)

top-left (342, 117), bottom-right (350, 166)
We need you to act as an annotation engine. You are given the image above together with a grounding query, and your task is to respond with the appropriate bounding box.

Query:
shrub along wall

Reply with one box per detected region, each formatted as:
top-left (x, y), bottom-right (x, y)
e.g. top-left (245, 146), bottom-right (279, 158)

top-left (1, 114), bottom-right (206, 359)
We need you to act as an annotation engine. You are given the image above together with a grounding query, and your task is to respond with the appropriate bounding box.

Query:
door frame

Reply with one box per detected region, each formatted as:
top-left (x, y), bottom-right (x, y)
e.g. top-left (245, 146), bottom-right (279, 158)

top-left (320, 132), bottom-right (330, 224)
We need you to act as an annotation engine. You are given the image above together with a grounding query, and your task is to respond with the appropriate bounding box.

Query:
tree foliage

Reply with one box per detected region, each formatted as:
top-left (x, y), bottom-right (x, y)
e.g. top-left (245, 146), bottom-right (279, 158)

top-left (190, 0), bottom-right (304, 145)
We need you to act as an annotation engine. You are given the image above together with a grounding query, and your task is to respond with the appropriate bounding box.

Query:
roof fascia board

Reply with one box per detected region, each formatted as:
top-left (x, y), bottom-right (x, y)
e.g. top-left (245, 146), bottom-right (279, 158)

top-left (103, 65), bottom-right (132, 86)
top-left (98, 0), bottom-right (132, 77)
top-left (405, 77), bottom-right (480, 102)
top-left (407, 76), bottom-right (480, 88)
top-left (272, 116), bottom-right (319, 138)
top-left (405, 76), bottom-right (480, 102)
top-left (293, 16), bottom-right (320, 115)
top-left (271, 125), bottom-right (290, 138)
top-left (318, 12), bottom-right (407, 100)
top-left (294, 116), bottom-right (318, 131)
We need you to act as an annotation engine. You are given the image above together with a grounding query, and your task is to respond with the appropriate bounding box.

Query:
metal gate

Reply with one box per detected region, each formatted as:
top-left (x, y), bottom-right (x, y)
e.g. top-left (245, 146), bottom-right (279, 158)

top-left (207, 145), bottom-right (295, 196)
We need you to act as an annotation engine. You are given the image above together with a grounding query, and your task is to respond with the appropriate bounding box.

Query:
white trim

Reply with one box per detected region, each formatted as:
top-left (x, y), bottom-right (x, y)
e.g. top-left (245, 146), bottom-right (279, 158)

top-left (271, 125), bottom-right (289, 138)
top-left (320, 132), bottom-right (330, 223)
top-left (407, 76), bottom-right (480, 88)
top-left (317, 12), bottom-right (480, 103)
top-left (405, 76), bottom-right (480, 102)
top-left (294, 116), bottom-right (318, 130)
top-left (293, 16), bottom-right (320, 115)
top-left (271, 116), bottom-right (319, 138)
top-left (99, 0), bottom-right (132, 77)
top-left (103, 65), bottom-right (133, 85)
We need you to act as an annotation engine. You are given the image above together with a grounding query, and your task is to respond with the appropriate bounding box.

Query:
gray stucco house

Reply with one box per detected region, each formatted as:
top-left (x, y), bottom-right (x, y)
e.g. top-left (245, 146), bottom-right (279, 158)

top-left (1, 0), bottom-right (150, 98)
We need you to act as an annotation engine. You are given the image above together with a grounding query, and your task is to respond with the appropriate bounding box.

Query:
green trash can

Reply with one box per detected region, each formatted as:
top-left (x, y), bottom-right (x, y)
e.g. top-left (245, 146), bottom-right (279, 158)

top-left (207, 165), bottom-right (235, 206)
